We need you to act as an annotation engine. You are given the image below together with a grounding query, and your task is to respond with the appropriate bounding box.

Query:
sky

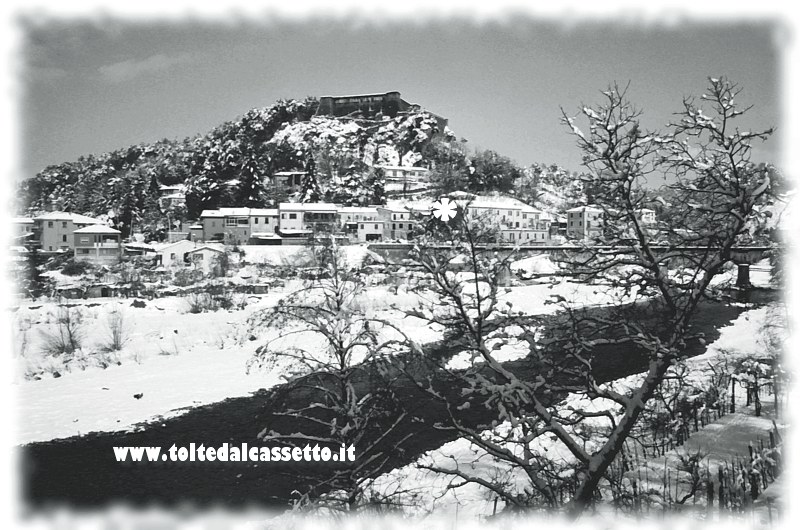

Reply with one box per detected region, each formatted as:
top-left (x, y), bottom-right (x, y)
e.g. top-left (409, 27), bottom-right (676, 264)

top-left (13, 8), bottom-right (786, 180)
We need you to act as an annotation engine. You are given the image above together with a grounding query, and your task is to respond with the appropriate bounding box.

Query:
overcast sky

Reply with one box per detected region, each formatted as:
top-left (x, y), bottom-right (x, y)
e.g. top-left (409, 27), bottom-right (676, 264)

top-left (17, 13), bottom-right (783, 179)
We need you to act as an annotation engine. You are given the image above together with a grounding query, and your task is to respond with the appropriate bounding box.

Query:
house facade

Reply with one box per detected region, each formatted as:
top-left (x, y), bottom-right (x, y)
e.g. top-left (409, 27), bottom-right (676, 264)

top-left (199, 208), bottom-right (279, 245)
top-left (637, 208), bottom-right (657, 225)
top-left (455, 195), bottom-right (551, 245)
top-left (380, 165), bottom-right (432, 195)
top-left (278, 203), bottom-right (339, 235)
top-left (35, 212), bottom-right (107, 251)
top-left (186, 246), bottom-right (225, 276)
top-left (269, 171), bottom-right (306, 193)
top-left (158, 184), bottom-right (186, 209)
top-left (377, 206), bottom-right (415, 241)
top-left (156, 239), bottom-right (202, 269)
top-left (566, 206), bottom-right (604, 240)
top-left (73, 225), bottom-right (122, 264)
top-left (357, 220), bottom-right (385, 242)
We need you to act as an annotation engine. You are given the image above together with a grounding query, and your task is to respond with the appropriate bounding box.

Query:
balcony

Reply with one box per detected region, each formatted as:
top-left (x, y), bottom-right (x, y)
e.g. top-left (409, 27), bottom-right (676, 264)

top-left (75, 242), bottom-right (119, 249)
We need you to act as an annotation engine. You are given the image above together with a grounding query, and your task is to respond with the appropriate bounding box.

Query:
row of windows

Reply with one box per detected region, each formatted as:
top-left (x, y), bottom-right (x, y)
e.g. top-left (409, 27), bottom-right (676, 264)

top-left (359, 224), bottom-right (381, 230)
top-left (506, 232), bottom-right (547, 240)
top-left (76, 248), bottom-right (118, 255)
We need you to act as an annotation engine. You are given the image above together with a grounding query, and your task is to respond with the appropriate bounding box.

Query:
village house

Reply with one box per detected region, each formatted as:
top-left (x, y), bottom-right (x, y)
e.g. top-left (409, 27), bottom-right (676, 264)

top-left (199, 208), bottom-right (279, 245)
top-left (379, 165), bottom-right (431, 194)
top-left (156, 239), bottom-right (203, 269)
top-left (268, 171), bottom-right (306, 193)
top-left (186, 246), bottom-right (226, 276)
top-left (338, 206), bottom-right (380, 239)
top-left (454, 194), bottom-right (551, 244)
top-left (637, 208), bottom-right (657, 225)
top-left (376, 205), bottom-right (416, 240)
top-left (357, 219), bottom-right (385, 242)
top-left (73, 225), bottom-right (122, 264)
top-left (158, 184), bottom-right (186, 210)
top-left (566, 205), bottom-right (604, 240)
top-left (278, 203), bottom-right (339, 237)
top-left (34, 211), bottom-right (107, 252)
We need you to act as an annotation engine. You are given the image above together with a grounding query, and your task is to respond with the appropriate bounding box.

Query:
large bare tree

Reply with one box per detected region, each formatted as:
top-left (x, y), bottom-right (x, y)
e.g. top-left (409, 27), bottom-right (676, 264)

top-left (396, 77), bottom-right (779, 518)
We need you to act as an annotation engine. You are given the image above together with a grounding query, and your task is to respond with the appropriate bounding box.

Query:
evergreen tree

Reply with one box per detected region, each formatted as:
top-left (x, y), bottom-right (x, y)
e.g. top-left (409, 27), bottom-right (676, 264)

top-left (300, 154), bottom-right (321, 203)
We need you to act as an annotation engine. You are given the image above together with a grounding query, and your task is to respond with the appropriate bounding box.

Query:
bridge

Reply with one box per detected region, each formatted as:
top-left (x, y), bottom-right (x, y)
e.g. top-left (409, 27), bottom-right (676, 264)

top-left (366, 244), bottom-right (775, 288)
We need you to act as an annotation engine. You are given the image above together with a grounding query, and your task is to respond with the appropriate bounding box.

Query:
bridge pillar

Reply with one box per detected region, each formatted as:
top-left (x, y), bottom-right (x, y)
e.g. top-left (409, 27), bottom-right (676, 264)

top-left (736, 263), bottom-right (751, 288)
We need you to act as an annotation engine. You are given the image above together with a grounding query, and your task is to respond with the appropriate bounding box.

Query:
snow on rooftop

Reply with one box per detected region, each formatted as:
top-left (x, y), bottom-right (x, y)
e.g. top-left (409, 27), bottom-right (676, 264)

top-left (339, 206), bottom-right (380, 214)
top-left (278, 202), bottom-right (338, 212)
top-left (34, 211), bottom-right (106, 224)
top-left (200, 208), bottom-right (278, 218)
top-left (566, 205), bottom-right (604, 213)
top-left (376, 165), bottom-right (430, 171)
top-left (73, 224), bottom-right (120, 234)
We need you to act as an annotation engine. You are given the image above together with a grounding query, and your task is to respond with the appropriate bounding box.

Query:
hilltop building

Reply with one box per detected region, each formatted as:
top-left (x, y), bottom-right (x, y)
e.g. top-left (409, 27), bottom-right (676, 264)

top-left (317, 91), bottom-right (448, 132)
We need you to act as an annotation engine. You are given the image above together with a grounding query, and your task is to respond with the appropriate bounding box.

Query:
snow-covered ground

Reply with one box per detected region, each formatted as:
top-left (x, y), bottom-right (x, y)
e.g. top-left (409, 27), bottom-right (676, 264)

top-left (12, 281), bottom-right (433, 444)
top-left (241, 244), bottom-right (375, 269)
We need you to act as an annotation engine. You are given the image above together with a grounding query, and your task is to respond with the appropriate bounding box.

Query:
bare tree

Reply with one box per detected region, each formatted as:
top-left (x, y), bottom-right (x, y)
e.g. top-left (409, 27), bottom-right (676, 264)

top-left (247, 240), bottom-right (415, 513)
top-left (397, 77), bottom-right (779, 518)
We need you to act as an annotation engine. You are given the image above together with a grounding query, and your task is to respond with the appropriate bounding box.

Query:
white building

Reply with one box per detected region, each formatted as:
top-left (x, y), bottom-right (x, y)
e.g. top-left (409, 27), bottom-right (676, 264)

top-left (158, 184), bottom-right (186, 209)
top-left (199, 208), bottom-right (279, 244)
top-left (637, 208), bottom-right (657, 225)
top-left (357, 220), bottom-right (385, 242)
top-left (377, 205), bottom-right (416, 240)
top-left (156, 240), bottom-right (204, 269)
top-left (186, 246), bottom-right (226, 276)
top-left (454, 194), bottom-right (551, 244)
top-left (339, 206), bottom-right (380, 239)
top-left (278, 203), bottom-right (339, 235)
top-left (379, 165), bottom-right (431, 193)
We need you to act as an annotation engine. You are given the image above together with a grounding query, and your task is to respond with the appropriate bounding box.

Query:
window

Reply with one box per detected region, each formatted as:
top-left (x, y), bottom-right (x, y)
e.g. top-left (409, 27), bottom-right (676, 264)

top-left (62, 234), bottom-right (67, 242)
top-left (254, 218), bottom-right (259, 224)
top-left (360, 224), bottom-right (364, 229)
top-left (281, 214), bottom-right (286, 219)
top-left (289, 213), bottom-right (297, 220)
top-left (80, 237), bottom-right (90, 243)
top-left (48, 221), bottom-right (54, 228)
top-left (374, 224), bottom-right (378, 230)
top-left (170, 253), bottom-right (176, 260)
top-left (392, 223), bottom-right (396, 230)
top-left (62, 221), bottom-right (67, 228)
top-left (398, 223), bottom-right (404, 229)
